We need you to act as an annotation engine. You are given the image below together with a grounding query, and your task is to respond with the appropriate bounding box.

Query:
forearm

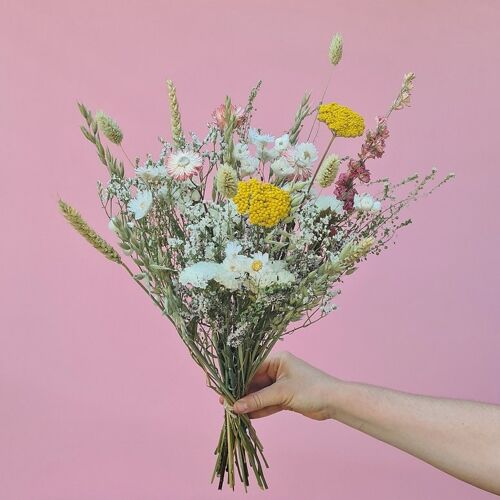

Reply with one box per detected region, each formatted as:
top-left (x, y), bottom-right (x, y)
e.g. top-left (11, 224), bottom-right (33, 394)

top-left (328, 379), bottom-right (500, 495)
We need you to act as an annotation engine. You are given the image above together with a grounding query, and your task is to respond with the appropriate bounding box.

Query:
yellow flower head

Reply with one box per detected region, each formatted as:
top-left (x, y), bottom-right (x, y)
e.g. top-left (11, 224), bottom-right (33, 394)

top-left (232, 179), bottom-right (291, 228)
top-left (318, 103), bottom-right (365, 138)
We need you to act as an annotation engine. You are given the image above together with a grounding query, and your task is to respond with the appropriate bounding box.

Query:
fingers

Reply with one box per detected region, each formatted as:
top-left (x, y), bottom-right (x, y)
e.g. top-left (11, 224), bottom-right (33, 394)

top-left (247, 404), bottom-right (282, 419)
top-left (233, 382), bottom-right (285, 414)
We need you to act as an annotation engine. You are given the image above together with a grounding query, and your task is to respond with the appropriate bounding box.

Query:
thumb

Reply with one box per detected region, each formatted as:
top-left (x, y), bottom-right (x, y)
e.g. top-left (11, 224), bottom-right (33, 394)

top-left (233, 384), bottom-right (283, 414)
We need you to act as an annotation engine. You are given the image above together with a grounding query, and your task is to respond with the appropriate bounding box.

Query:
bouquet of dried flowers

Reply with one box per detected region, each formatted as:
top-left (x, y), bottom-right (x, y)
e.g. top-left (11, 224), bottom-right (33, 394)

top-left (59, 34), bottom-right (453, 491)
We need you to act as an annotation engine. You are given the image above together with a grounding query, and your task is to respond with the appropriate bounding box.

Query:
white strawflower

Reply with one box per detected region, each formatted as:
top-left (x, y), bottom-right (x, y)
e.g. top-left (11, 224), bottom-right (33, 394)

top-left (234, 143), bottom-right (250, 161)
top-left (353, 193), bottom-right (381, 212)
top-left (240, 156), bottom-right (259, 177)
top-left (128, 190), bottom-right (153, 219)
top-left (315, 195), bottom-right (344, 215)
top-left (248, 128), bottom-right (274, 147)
top-left (274, 133), bottom-right (290, 152)
top-left (166, 151), bottom-right (203, 180)
top-left (293, 143), bottom-right (318, 167)
top-left (271, 157), bottom-right (294, 178)
top-left (135, 164), bottom-right (167, 181)
top-left (179, 262), bottom-right (220, 289)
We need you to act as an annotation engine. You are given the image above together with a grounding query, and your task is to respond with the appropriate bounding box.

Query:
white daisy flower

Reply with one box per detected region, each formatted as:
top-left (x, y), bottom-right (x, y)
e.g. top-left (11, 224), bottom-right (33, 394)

top-left (315, 195), bottom-right (344, 215)
top-left (271, 157), bottom-right (295, 178)
top-left (274, 133), bottom-right (290, 152)
top-left (353, 193), bottom-right (381, 212)
top-left (167, 151), bottom-right (203, 180)
top-left (128, 190), bottom-right (153, 220)
top-left (248, 252), bottom-right (270, 278)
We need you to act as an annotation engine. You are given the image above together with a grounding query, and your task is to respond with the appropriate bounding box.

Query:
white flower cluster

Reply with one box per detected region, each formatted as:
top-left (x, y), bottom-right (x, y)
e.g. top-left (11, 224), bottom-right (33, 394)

top-left (180, 242), bottom-right (295, 291)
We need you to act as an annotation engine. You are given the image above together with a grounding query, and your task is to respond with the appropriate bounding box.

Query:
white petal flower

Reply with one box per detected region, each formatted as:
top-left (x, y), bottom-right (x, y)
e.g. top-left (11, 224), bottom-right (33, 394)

top-left (240, 156), bottom-right (259, 177)
top-left (292, 143), bottom-right (318, 167)
top-left (128, 190), bottom-right (153, 219)
top-left (167, 151), bottom-right (203, 181)
top-left (225, 241), bottom-right (242, 258)
top-left (271, 157), bottom-right (295, 178)
top-left (274, 133), bottom-right (290, 152)
top-left (248, 128), bottom-right (274, 147)
top-left (135, 164), bottom-right (167, 181)
top-left (179, 262), bottom-right (220, 289)
top-left (315, 195), bottom-right (344, 215)
top-left (354, 193), bottom-right (381, 212)
top-left (234, 143), bottom-right (250, 161)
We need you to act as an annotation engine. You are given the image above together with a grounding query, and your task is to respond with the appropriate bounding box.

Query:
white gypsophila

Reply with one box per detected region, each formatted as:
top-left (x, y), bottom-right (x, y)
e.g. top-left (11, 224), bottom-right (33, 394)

top-left (135, 164), bottom-right (167, 181)
top-left (354, 193), bottom-right (381, 212)
top-left (227, 322), bottom-right (250, 347)
top-left (167, 151), bottom-right (203, 181)
top-left (167, 237), bottom-right (183, 249)
top-left (274, 133), bottom-right (290, 152)
top-left (179, 261), bottom-right (220, 289)
top-left (128, 190), bottom-right (153, 219)
top-left (271, 157), bottom-right (295, 177)
top-left (315, 195), bottom-right (344, 215)
top-left (240, 156), bottom-right (259, 177)
top-left (204, 243), bottom-right (216, 260)
top-left (321, 302), bottom-right (338, 314)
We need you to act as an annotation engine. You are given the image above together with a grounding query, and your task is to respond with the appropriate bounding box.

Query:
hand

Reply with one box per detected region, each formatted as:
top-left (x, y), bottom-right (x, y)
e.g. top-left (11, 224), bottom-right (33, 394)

top-left (230, 351), bottom-right (338, 420)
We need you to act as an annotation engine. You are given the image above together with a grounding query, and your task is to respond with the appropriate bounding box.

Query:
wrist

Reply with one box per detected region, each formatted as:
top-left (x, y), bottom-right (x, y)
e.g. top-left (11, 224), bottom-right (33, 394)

top-left (323, 376), bottom-right (351, 420)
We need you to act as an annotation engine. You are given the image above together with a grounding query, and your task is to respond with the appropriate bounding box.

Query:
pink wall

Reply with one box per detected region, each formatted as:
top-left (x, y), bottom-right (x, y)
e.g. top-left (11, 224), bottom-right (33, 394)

top-left (1, 1), bottom-right (499, 498)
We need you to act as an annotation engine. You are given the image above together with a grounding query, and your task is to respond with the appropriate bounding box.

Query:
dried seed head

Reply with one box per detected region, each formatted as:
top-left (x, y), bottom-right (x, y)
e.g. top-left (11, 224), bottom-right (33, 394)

top-left (95, 111), bottom-right (123, 145)
top-left (216, 164), bottom-right (238, 198)
top-left (328, 33), bottom-right (343, 66)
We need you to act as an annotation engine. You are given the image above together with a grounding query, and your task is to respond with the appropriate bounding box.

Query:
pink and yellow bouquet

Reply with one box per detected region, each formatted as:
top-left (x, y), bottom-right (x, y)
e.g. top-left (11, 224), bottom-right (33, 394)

top-left (59, 34), bottom-right (452, 490)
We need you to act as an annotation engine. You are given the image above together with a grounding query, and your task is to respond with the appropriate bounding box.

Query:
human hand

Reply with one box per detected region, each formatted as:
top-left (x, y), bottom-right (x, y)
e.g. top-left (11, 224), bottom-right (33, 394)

top-left (229, 351), bottom-right (338, 420)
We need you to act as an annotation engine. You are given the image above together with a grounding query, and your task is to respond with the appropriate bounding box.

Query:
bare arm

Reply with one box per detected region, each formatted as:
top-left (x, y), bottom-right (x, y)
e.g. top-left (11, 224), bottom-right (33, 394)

top-left (231, 352), bottom-right (500, 495)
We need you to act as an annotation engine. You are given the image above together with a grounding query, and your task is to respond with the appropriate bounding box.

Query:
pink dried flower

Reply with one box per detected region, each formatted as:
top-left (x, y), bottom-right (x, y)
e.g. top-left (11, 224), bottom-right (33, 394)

top-left (212, 103), bottom-right (246, 130)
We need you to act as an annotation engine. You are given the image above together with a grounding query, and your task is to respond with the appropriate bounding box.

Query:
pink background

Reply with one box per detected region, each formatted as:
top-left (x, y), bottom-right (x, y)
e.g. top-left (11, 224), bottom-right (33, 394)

top-left (1, 1), bottom-right (499, 498)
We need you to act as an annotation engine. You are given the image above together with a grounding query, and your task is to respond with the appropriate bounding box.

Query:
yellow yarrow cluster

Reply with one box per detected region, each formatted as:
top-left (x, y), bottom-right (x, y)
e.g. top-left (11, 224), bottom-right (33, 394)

top-left (318, 102), bottom-right (365, 138)
top-left (232, 178), bottom-right (291, 228)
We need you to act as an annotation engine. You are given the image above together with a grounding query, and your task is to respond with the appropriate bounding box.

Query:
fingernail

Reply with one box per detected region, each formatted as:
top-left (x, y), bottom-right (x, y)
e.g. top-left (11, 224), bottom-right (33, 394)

top-left (234, 401), bottom-right (247, 413)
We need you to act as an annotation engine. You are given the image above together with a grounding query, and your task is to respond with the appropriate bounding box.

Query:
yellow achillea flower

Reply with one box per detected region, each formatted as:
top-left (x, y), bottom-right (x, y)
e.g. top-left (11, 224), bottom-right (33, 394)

top-left (232, 178), bottom-right (291, 228)
top-left (318, 103), bottom-right (365, 138)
